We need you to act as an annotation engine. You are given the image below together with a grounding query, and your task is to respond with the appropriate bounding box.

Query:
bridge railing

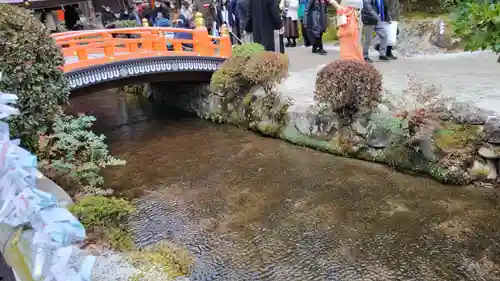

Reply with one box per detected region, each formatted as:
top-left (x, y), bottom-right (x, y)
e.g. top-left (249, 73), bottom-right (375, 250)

top-left (52, 24), bottom-right (232, 73)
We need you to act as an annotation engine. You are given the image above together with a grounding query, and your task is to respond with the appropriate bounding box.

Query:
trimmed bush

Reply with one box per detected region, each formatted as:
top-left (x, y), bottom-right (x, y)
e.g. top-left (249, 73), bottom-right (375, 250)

top-left (210, 56), bottom-right (248, 95)
top-left (210, 43), bottom-right (266, 96)
top-left (243, 52), bottom-right (289, 90)
top-left (232, 42), bottom-right (266, 60)
top-left (314, 60), bottom-right (382, 117)
top-left (0, 4), bottom-right (69, 147)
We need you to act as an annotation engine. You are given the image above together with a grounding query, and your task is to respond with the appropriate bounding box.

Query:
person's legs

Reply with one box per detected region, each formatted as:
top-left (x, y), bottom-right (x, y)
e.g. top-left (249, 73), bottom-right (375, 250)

top-left (301, 22), bottom-right (311, 46)
top-left (374, 22), bottom-right (389, 60)
top-left (313, 34), bottom-right (326, 55)
top-left (386, 21), bottom-right (398, 59)
top-left (362, 24), bottom-right (375, 61)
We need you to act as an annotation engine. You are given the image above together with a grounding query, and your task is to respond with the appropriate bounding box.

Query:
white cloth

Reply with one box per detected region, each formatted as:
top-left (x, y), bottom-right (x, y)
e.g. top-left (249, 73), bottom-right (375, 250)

top-left (287, 0), bottom-right (299, 20)
top-left (45, 12), bottom-right (57, 32)
top-left (221, 7), bottom-right (229, 24)
top-left (385, 21), bottom-right (398, 46)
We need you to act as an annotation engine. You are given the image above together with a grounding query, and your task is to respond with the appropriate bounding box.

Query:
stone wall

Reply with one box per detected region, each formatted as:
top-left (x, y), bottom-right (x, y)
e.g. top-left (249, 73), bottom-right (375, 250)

top-left (149, 80), bottom-right (500, 188)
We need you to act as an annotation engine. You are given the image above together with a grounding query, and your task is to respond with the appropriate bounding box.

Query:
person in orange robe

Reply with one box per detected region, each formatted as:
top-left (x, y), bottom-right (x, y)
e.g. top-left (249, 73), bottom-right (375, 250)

top-left (330, 0), bottom-right (363, 61)
top-left (337, 7), bottom-right (363, 61)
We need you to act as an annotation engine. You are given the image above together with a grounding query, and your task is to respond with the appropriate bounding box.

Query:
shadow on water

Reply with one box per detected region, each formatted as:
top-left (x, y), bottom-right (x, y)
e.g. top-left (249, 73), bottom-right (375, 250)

top-left (69, 88), bottom-right (500, 281)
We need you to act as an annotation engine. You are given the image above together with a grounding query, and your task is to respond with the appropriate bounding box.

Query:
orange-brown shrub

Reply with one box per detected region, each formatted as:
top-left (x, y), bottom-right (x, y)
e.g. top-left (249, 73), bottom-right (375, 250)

top-left (243, 51), bottom-right (289, 89)
top-left (314, 60), bottom-right (383, 116)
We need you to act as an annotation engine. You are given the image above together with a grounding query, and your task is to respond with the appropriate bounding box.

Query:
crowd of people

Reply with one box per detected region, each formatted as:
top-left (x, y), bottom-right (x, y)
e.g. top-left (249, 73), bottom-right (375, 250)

top-left (40, 0), bottom-right (399, 62)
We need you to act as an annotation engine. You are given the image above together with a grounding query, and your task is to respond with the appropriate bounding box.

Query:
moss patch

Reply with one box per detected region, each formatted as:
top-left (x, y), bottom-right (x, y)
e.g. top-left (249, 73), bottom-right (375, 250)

top-left (434, 123), bottom-right (481, 151)
top-left (256, 120), bottom-right (281, 137)
top-left (69, 196), bottom-right (136, 251)
top-left (129, 241), bottom-right (194, 278)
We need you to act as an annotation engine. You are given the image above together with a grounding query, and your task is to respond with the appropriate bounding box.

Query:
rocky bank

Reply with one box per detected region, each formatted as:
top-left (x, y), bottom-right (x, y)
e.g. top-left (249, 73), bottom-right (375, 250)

top-left (149, 65), bottom-right (500, 188)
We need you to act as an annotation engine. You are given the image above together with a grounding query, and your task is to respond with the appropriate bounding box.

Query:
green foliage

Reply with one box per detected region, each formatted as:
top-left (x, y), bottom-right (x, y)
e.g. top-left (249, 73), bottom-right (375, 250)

top-left (210, 56), bottom-right (247, 95)
top-left (69, 196), bottom-right (136, 250)
top-left (232, 42), bottom-right (266, 60)
top-left (210, 43), bottom-right (267, 96)
top-left (0, 4), bottom-right (69, 147)
top-left (315, 60), bottom-right (383, 118)
top-left (130, 241), bottom-right (194, 278)
top-left (39, 113), bottom-right (126, 196)
top-left (243, 52), bottom-right (289, 90)
top-left (107, 20), bottom-right (140, 28)
top-left (451, 0), bottom-right (500, 59)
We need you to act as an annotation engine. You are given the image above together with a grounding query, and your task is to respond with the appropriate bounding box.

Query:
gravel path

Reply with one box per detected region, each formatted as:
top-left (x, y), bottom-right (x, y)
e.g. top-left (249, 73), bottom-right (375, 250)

top-left (285, 46), bottom-right (500, 114)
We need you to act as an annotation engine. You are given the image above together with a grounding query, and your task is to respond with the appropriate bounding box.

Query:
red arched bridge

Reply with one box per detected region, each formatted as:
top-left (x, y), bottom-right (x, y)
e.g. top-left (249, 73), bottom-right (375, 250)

top-left (52, 25), bottom-right (231, 94)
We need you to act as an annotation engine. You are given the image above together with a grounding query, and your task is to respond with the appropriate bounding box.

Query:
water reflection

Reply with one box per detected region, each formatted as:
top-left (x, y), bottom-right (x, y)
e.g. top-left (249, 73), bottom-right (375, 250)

top-left (70, 89), bottom-right (500, 281)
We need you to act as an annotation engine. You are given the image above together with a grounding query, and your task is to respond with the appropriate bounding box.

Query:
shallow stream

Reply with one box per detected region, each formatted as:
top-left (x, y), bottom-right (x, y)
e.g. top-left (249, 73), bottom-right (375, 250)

top-left (70, 89), bottom-right (500, 281)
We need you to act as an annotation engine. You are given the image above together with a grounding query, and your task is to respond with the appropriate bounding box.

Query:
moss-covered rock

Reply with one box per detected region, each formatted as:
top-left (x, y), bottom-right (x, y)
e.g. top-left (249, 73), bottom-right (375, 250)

top-left (434, 123), bottom-right (483, 151)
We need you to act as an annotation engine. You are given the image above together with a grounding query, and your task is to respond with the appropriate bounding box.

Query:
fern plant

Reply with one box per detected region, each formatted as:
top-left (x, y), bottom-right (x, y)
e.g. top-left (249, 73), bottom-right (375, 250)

top-left (39, 113), bottom-right (126, 196)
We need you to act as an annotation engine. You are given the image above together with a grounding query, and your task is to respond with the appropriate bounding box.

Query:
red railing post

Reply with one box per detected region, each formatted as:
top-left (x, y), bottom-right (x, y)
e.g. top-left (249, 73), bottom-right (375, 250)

top-left (76, 49), bottom-right (88, 61)
top-left (219, 24), bottom-right (232, 58)
top-left (192, 12), bottom-right (213, 56)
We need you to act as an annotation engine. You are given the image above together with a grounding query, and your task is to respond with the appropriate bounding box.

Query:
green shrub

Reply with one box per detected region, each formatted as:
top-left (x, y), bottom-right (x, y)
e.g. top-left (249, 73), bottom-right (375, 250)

top-left (38, 113), bottom-right (126, 196)
top-left (0, 4), bottom-right (69, 148)
top-left (69, 196), bottom-right (136, 250)
top-left (107, 20), bottom-right (140, 28)
top-left (451, 0), bottom-right (500, 62)
top-left (232, 42), bottom-right (266, 60)
top-left (243, 51), bottom-right (289, 90)
top-left (314, 60), bottom-right (382, 118)
top-left (210, 55), bottom-right (248, 95)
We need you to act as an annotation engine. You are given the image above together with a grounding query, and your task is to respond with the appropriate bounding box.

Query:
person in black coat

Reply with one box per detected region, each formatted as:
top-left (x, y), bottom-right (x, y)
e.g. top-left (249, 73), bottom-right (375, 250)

top-left (245, 0), bottom-right (283, 51)
top-left (100, 5), bottom-right (117, 27)
top-left (304, 0), bottom-right (328, 55)
top-left (63, 5), bottom-right (80, 30)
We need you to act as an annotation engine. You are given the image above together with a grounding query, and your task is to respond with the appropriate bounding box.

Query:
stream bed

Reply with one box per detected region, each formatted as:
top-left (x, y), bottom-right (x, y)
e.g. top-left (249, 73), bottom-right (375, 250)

top-left (70, 89), bottom-right (500, 281)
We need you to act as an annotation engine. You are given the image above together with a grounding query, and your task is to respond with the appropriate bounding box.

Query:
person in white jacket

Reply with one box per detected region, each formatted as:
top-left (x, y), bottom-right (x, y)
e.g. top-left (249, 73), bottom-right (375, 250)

top-left (282, 0), bottom-right (299, 47)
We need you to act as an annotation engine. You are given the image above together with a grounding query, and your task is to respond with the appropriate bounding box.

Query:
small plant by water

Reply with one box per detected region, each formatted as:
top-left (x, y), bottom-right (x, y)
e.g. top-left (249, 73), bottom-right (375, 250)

top-left (69, 196), bottom-right (136, 251)
top-left (38, 113), bottom-right (126, 196)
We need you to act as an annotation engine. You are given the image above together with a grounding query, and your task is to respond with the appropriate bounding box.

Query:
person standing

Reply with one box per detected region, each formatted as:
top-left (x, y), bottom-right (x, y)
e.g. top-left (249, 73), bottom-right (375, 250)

top-left (150, 1), bottom-right (170, 25)
top-left (374, 0), bottom-right (399, 59)
top-left (100, 4), bottom-right (116, 27)
top-left (237, 0), bottom-right (252, 42)
top-left (297, 0), bottom-right (310, 46)
top-left (229, 0), bottom-right (241, 43)
top-left (304, 0), bottom-right (329, 55)
top-left (283, 0), bottom-right (299, 47)
top-left (335, 0), bottom-right (363, 61)
top-left (63, 5), bottom-right (80, 30)
top-left (361, 0), bottom-right (390, 62)
top-left (245, 0), bottom-right (283, 51)
top-left (194, 0), bottom-right (217, 34)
